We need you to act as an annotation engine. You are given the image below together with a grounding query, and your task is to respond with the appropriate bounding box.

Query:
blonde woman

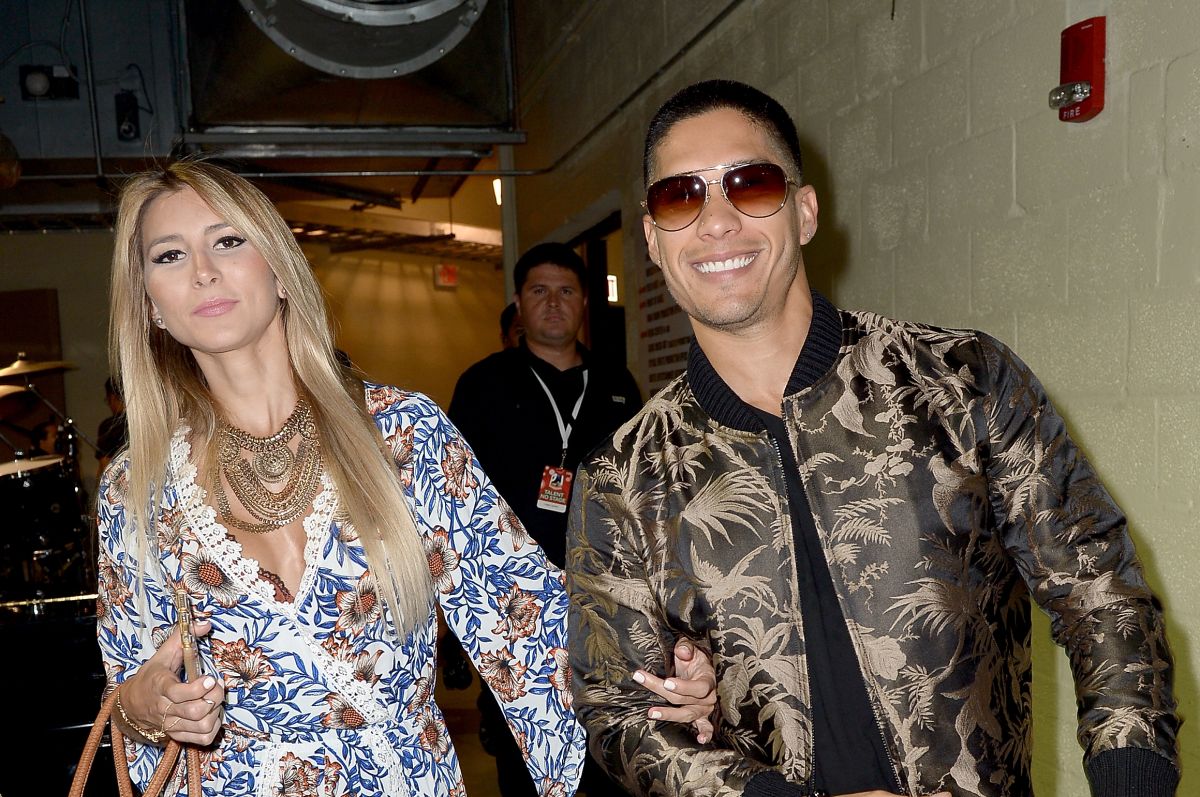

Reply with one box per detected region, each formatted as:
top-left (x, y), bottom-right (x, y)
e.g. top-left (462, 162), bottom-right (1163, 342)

top-left (95, 162), bottom-right (713, 796)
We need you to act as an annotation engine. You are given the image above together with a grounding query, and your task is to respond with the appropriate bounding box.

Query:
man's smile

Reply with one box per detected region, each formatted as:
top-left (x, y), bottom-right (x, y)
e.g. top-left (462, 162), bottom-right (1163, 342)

top-left (692, 253), bottom-right (756, 274)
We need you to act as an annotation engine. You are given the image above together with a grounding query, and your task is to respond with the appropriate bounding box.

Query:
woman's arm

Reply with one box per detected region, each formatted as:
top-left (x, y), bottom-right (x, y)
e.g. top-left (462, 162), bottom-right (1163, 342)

top-left (385, 392), bottom-right (588, 795)
top-left (95, 462), bottom-right (224, 763)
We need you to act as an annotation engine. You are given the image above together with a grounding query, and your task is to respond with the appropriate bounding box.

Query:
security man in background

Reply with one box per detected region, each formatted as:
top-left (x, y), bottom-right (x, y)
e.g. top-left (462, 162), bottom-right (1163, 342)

top-left (450, 241), bottom-right (641, 567)
top-left (449, 241), bottom-right (642, 797)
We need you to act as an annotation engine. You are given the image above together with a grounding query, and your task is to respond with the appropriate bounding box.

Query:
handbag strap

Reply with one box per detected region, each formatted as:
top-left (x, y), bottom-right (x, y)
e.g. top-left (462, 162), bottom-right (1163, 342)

top-left (70, 687), bottom-right (200, 797)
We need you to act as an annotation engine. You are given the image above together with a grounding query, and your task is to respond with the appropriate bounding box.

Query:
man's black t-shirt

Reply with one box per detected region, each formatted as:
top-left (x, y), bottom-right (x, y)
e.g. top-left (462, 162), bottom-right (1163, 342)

top-left (751, 408), bottom-right (897, 795)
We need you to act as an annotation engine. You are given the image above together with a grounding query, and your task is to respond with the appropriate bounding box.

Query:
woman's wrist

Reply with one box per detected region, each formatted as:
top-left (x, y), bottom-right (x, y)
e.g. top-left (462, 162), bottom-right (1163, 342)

top-left (114, 680), bottom-right (167, 745)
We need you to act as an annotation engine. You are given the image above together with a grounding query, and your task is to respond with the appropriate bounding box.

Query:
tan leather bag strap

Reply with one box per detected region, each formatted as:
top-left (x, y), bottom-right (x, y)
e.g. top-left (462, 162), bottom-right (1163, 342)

top-left (69, 688), bottom-right (202, 797)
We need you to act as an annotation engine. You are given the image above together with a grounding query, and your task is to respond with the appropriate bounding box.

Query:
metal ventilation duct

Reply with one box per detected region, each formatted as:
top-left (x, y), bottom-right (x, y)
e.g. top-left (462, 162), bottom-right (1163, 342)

top-left (237, 0), bottom-right (488, 79)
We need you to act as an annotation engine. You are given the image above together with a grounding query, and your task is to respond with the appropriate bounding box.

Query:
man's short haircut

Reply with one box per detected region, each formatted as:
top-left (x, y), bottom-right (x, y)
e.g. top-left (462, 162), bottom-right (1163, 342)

top-left (499, 302), bottom-right (519, 336)
top-left (513, 242), bottom-right (587, 294)
top-left (643, 79), bottom-right (804, 187)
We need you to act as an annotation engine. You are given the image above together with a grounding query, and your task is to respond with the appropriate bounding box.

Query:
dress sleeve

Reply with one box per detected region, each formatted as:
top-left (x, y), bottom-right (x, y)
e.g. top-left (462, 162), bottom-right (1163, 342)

top-left (566, 462), bottom-right (783, 797)
top-left (977, 334), bottom-right (1180, 788)
top-left (95, 458), bottom-right (174, 788)
top-left (388, 391), bottom-right (587, 797)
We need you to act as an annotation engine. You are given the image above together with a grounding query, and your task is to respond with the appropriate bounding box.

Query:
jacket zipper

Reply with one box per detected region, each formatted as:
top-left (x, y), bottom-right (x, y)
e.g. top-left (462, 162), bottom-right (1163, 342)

top-left (768, 436), bottom-right (818, 788)
top-left (771, 433), bottom-right (905, 794)
top-left (857, 651), bottom-right (905, 793)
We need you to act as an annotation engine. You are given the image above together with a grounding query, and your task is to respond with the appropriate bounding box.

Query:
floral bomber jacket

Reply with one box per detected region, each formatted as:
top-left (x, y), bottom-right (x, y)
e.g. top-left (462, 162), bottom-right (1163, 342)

top-left (567, 300), bottom-right (1179, 797)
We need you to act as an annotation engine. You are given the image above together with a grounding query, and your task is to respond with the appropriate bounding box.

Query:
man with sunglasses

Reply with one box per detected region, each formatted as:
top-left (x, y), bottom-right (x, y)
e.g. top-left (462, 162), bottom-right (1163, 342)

top-left (567, 80), bottom-right (1179, 797)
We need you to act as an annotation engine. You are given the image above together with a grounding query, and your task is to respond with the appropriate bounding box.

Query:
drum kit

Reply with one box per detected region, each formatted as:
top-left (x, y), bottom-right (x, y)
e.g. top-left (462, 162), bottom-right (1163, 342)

top-left (0, 353), bottom-right (94, 617)
top-left (0, 355), bottom-right (115, 796)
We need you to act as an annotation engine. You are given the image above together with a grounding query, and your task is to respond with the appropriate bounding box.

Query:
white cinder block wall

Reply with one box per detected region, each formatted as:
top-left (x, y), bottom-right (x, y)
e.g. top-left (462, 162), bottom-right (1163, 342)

top-left (513, 1), bottom-right (1198, 793)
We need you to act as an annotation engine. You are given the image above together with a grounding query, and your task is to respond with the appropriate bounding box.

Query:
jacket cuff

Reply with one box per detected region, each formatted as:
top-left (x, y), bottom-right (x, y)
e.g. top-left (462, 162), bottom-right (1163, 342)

top-left (1085, 747), bottom-right (1179, 797)
top-left (743, 771), bottom-right (807, 797)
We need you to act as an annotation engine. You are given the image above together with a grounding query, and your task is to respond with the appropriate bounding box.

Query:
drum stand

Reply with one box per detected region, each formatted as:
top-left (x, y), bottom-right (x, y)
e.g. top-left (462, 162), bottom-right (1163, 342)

top-left (20, 380), bottom-right (99, 454)
top-left (14, 380), bottom-right (97, 599)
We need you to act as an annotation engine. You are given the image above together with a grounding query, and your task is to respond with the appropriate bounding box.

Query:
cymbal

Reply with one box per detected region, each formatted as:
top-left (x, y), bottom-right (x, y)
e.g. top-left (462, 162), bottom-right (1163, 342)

top-left (0, 455), bottom-right (63, 477)
top-left (0, 354), bottom-right (75, 379)
top-left (0, 385), bottom-right (28, 400)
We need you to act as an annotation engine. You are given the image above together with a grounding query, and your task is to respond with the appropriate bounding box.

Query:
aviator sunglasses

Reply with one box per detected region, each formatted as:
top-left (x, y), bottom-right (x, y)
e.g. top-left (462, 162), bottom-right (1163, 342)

top-left (643, 162), bottom-right (798, 232)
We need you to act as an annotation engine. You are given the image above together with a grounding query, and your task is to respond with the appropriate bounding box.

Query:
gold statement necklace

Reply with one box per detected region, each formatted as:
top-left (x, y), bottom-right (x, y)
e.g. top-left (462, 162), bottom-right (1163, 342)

top-left (214, 397), bottom-right (322, 534)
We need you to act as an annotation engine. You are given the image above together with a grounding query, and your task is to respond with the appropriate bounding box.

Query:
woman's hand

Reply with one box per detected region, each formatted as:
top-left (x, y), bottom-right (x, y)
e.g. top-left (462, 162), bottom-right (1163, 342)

top-left (117, 620), bottom-right (225, 746)
top-left (632, 638), bottom-right (718, 743)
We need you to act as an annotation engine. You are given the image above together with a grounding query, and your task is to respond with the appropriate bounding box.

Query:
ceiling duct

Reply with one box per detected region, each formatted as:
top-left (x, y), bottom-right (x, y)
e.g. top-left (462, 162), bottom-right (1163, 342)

top-left (237, 0), bottom-right (488, 79)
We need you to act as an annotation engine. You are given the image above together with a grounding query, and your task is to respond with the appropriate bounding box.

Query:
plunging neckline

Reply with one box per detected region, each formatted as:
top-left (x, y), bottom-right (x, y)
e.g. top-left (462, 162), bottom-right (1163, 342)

top-left (170, 426), bottom-right (336, 611)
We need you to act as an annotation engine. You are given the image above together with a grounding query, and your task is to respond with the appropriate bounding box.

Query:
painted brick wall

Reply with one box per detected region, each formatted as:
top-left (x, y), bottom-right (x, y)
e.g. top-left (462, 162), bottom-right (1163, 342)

top-left (514, 1), bottom-right (1198, 793)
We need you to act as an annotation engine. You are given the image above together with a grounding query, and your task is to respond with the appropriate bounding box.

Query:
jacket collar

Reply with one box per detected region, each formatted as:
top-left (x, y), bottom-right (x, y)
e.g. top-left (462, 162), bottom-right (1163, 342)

top-left (686, 291), bottom-right (843, 432)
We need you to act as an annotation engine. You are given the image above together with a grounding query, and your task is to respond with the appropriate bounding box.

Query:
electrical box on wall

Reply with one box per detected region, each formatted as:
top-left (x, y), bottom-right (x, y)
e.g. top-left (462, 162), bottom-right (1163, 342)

top-left (1050, 17), bottom-right (1105, 122)
top-left (115, 91), bottom-right (141, 141)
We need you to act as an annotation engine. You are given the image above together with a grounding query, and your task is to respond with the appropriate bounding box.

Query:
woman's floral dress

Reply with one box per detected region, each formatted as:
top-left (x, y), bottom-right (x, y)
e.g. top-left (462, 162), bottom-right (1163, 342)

top-left (96, 385), bottom-right (586, 797)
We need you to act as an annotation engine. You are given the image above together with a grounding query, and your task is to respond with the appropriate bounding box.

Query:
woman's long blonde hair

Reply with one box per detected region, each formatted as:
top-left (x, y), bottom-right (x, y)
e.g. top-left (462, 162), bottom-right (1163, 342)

top-left (109, 160), bottom-right (432, 632)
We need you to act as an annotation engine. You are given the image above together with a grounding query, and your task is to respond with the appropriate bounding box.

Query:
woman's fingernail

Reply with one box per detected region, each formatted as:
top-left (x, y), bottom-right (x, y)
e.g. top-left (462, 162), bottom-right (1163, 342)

top-left (203, 699), bottom-right (214, 705)
top-left (648, 710), bottom-right (661, 720)
top-left (203, 677), bottom-right (215, 689)
top-left (632, 672), bottom-right (645, 684)
top-left (664, 679), bottom-right (676, 691)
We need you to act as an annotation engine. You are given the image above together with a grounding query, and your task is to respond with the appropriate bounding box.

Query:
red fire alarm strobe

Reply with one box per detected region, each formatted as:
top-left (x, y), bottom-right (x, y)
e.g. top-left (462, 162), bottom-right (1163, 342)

top-left (1050, 16), bottom-right (1105, 123)
top-left (434, 263), bottom-right (458, 289)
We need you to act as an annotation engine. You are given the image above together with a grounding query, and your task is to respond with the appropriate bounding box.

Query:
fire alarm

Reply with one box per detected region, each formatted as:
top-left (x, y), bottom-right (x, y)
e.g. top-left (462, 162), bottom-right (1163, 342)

top-left (1049, 17), bottom-right (1105, 123)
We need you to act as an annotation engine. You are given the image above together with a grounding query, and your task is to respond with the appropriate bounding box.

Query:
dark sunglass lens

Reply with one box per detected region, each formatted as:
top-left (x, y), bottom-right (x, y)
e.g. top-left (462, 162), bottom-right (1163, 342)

top-left (724, 164), bottom-right (788, 218)
top-left (647, 175), bottom-right (708, 231)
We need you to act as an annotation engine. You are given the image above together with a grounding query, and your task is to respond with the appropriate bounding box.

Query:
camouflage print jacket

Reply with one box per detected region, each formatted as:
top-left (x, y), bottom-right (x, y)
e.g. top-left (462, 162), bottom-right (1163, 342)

top-left (566, 294), bottom-right (1179, 797)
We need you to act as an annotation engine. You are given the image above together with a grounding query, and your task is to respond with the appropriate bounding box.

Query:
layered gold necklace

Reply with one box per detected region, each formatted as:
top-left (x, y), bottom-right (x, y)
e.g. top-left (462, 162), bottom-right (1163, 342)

top-left (214, 397), bottom-right (322, 534)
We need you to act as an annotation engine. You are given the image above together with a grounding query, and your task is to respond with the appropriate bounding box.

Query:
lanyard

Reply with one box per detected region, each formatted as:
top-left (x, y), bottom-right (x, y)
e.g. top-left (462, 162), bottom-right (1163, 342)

top-left (530, 367), bottom-right (588, 467)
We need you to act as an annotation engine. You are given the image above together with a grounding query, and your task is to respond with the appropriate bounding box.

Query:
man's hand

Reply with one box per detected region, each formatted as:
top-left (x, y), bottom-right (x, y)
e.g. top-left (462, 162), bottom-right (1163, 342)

top-left (632, 638), bottom-right (717, 743)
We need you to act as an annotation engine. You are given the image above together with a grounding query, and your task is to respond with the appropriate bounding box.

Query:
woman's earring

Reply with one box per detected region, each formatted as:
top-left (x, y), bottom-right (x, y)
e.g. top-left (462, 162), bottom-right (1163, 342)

top-left (153, 316), bottom-right (165, 328)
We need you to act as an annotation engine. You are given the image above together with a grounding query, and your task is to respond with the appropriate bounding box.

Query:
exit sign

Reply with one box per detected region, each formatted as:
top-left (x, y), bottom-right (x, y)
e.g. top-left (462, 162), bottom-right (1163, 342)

top-left (434, 263), bottom-right (458, 289)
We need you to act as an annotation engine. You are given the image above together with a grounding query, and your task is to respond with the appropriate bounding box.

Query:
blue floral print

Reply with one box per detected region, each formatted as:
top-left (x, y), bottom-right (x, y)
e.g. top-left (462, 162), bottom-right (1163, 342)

top-left (96, 385), bottom-right (586, 797)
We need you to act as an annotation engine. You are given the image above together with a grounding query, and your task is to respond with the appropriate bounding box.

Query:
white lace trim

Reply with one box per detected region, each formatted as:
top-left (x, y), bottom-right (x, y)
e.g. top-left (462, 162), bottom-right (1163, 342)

top-left (363, 725), bottom-right (411, 797)
top-left (252, 733), bottom-right (410, 797)
top-left (168, 427), bottom-right (386, 724)
top-left (253, 740), bottom-right (282, 797)
top-left (169, 427), bottom-right (334, 610)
